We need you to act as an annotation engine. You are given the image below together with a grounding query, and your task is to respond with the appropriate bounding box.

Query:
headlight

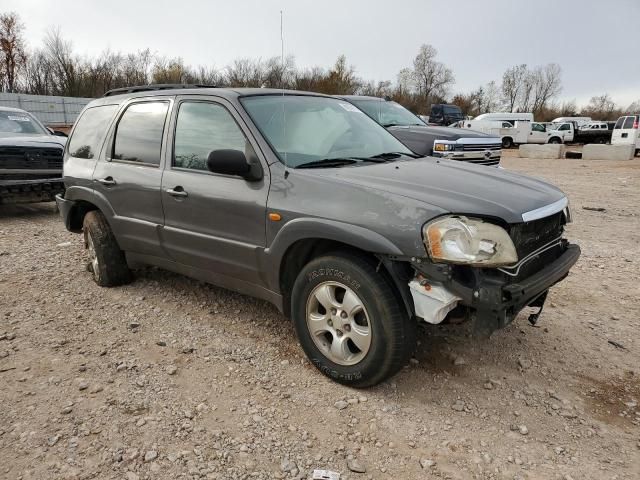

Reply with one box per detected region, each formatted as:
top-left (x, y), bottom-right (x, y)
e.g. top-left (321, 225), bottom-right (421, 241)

top-left (433, 142), bottom-right (455, 152)
top-left (423, 216), bottom-right (518, 266)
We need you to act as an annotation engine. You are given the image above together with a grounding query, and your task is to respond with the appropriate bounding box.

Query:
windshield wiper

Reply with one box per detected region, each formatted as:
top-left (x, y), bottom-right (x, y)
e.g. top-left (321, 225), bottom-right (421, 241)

top-left (295, 158), bottom-right (359, 169)
top-left (381, 123), bottom-right (424, 128)
top-left (368, 152), bottom-right (421, 160)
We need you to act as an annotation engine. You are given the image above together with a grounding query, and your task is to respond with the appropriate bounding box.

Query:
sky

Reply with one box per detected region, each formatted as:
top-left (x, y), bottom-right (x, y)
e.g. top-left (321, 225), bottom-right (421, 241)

top-left (5, 0), bottom-right (639, 107)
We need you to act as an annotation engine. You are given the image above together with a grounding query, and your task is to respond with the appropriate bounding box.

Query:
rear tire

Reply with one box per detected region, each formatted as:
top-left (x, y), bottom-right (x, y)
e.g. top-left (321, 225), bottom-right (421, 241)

top-left (502, 137), bottom-right (513, 149)
top-left (549, 137), bottom-right (562, 144)
top-left (83, 210), bottom-right (131, 287)
top-left (291, 252), bottom-right (416, 388)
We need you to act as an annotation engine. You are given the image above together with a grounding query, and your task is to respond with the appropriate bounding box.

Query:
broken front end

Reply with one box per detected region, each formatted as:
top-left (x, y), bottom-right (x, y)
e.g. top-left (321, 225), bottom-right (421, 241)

top-left (388, 206), bottom-right (580, 335)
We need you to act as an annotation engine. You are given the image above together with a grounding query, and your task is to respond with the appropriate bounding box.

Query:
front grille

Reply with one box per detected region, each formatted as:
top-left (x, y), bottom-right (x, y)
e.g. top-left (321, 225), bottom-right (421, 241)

top-left (509, 212), bottom-right (564, 258)
top-left (0, 146), bottom-right (63, 170)
top-left (500, 212), bottom-right (565, 280)
top-left (462, 144), bottom-right (502, 151)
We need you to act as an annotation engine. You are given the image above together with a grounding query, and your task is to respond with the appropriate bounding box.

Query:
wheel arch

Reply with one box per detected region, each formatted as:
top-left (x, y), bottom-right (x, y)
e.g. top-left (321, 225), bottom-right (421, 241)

top-left (266, 219), bottom-right (409, 318)
top-left (63, 186), bottom-right (116, 232)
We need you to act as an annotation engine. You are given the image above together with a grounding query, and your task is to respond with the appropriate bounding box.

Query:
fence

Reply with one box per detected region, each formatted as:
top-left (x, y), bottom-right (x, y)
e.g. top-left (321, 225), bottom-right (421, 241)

top-left (0, 93), bottom-right (93, 128)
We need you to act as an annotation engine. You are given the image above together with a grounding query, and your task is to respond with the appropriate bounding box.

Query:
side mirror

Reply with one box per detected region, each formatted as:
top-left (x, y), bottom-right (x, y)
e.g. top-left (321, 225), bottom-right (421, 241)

top-left (206, 149), bottom-right (263, 181)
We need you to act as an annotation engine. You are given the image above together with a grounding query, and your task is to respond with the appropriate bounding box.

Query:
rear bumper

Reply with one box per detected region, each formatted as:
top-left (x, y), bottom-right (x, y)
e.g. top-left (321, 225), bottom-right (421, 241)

top-left (416, 242), bottom-right (581, 333)
top-left (55, 193), bottom-right (78, 232)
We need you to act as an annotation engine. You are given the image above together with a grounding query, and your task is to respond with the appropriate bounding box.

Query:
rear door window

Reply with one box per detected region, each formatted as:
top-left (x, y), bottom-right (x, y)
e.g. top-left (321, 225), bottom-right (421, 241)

top-left (112, 101), bottom-right (169, 165)
top-left (68, 105), bottom-right (118, 159)
top-left (622, 116), bottom-right (635, 129)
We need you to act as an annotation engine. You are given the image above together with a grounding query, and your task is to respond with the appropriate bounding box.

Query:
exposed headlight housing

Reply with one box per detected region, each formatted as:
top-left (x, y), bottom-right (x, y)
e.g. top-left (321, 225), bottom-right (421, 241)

top-left (423, 216), bottom-right (518, 266)
top-left (433, 142), bottom-right (455, 152)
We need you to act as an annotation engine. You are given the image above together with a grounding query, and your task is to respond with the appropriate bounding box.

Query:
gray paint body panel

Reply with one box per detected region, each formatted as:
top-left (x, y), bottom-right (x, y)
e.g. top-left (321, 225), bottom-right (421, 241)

top-left (60, 88), bottom-right (568, 311)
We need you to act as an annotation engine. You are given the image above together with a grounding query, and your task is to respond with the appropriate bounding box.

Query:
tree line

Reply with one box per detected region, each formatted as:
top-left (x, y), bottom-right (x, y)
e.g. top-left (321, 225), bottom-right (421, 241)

top-left (0, 12), bottom-right (638, 121)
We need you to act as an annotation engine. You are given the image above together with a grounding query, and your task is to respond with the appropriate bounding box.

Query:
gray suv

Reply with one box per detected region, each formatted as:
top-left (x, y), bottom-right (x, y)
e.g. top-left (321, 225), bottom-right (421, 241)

top-left (56, 85), bottom-right (580, 387)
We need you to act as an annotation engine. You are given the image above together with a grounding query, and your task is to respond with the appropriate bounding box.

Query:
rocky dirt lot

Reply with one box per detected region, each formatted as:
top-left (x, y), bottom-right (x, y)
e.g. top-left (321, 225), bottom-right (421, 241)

top-left (1, 154), bottom-right (639, 480)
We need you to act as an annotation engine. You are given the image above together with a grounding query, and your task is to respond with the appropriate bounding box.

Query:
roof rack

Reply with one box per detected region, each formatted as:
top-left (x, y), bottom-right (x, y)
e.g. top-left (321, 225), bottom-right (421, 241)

top-left (102, 84), bottom-right (216, 97)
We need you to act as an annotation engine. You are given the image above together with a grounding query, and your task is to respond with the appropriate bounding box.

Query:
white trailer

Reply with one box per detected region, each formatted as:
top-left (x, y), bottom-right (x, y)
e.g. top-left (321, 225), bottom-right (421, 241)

top-left (551, 116), bottom-right (591, 127)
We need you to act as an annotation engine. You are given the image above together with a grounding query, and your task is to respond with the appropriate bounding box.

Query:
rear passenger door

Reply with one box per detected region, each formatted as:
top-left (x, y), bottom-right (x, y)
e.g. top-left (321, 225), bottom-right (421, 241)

top-left (92, 98), bottom-right (171, 257)
top-left (160, 96), bottom-right (269, 285)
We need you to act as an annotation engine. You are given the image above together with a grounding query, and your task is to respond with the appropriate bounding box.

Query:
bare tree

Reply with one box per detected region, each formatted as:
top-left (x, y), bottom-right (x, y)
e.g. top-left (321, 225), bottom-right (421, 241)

top-left (581, 94), bottom-right (619, 119)
top-left (530, 63), bottom-right (562, 114)
top-left (42, 27), bottom-right (82, 96)
top-left (411, 44), bottom-right (454, 106)
top-left (627, 100), bottom-right (640, 114)
top-left (501, 64), bottom-right (527, 112)
top-left (323, 55), bottom-right (360, 94)
top-left (0, 12), bottom-right (27, 92)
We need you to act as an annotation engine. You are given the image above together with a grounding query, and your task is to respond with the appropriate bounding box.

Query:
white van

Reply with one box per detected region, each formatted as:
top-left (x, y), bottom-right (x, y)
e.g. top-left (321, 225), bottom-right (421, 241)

top-left (462, 120), bottom-right (529, 148)
top-left (611, 114), bottom-right (639, 155)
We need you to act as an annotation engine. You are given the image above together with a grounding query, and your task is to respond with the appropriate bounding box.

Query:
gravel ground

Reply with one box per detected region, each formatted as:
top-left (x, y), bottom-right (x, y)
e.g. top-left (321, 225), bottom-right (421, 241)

top-left (1, 154), bottom-right (639, 480)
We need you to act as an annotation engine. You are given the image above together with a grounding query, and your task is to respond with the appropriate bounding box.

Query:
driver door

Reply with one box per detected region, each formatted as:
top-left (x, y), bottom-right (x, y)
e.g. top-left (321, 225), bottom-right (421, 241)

top-left (160, 96), bottom-right (270, 284)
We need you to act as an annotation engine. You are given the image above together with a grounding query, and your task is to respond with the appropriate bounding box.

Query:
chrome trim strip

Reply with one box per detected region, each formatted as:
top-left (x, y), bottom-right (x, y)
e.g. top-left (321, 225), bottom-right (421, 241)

top-left (521, 197), bottom-right (568, 222)
top-left (498, 236), bottom-right (563, 277)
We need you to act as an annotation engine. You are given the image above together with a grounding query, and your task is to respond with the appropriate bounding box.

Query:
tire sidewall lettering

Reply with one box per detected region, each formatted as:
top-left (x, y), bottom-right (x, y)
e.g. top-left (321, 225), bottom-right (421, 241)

top-left (306, 268), bottom-right (361, 291)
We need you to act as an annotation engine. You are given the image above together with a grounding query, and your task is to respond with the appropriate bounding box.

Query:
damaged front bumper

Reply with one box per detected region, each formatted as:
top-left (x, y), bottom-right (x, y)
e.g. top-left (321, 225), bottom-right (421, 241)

top-left (409, 242), bottom-right (581, 334)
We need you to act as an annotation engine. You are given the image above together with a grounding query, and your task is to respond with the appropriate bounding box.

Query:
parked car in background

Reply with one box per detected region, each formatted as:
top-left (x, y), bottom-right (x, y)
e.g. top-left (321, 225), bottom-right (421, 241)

top-left (529, 122), bottom-right (564, 144)
top-left (611, 114), bottom-right (640, 155)
top-left (460, 117), bottom-right (563, 147)
top-left (339, 96), bottom-right (502, 166)
top-left (551, 116), bottom-right (591, 126)
top-left (56, 85), bottom-right (580, 387)
top-left (579, 121), bottom-right (609, 131)
top-left (459, 119), bottom-right (528, 148)
top-left (429, 104), bottom-right (464, 126)
top-left (0, 106), bottom-right (66, 205)
top-left (554, 121), bottom-right (613, 144)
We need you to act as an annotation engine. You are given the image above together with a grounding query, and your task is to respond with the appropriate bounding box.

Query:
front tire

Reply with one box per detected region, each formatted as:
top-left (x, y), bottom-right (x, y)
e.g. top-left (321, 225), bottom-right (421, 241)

top-left (291, 252), bottom-right (416, 387)
top-left (549, 137), bottom-right (562, 144)
top-left (83, 210), bottom-right (131, 287)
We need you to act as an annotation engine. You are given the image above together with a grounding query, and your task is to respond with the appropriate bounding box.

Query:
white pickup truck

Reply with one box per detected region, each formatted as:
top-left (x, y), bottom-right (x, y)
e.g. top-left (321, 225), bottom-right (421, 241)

top-left (460, 120), bottom-right (563, 148)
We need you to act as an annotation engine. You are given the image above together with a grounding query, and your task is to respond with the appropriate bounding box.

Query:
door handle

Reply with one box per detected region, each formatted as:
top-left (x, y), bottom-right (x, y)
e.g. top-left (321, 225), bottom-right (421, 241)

top-left (166, 187), bottom-right (188, 198)
top-left (97, 177), bottom-right (116, 186)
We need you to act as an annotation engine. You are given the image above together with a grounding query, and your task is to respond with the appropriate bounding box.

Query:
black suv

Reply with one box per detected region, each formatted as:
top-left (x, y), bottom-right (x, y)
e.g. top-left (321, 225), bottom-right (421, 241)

top-left (56, 85), bottom-right (580, 387)
top-left (339, 96), bottom-right (501, 167)
top-left (0, 107), bottom-right (66, 204)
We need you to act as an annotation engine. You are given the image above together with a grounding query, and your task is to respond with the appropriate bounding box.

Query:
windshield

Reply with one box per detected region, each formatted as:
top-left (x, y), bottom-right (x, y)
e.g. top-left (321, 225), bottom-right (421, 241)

top-left (241, 95), bottom-right (414, 167)
top-left (348, 99), bottom-right (425, 127)
top-left (0, 110), bottom-right (48, 136)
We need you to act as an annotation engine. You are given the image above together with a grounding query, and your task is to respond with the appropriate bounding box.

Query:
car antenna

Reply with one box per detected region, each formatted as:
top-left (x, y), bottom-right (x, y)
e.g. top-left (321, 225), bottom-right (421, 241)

top-left (281, 9), bottom-right (289, 179)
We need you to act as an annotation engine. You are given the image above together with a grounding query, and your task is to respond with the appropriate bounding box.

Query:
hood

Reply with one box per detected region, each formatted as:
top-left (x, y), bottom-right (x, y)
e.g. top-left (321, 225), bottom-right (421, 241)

top-left (387, 125), bottom-right (497, 156)
top-left (308, 157), bottom-right (565, 225)
top-left (0, 134), bottom-right (66, 148)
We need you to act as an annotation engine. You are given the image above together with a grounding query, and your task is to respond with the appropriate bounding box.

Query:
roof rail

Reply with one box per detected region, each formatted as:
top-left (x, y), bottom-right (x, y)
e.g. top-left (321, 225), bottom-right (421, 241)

top-left (102, 84), bottom-right (216, 97)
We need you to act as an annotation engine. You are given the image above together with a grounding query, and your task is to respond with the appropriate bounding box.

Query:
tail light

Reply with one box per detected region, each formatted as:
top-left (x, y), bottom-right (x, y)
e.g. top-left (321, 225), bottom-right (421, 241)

top-left (633, 118), bottom-right (638, 129)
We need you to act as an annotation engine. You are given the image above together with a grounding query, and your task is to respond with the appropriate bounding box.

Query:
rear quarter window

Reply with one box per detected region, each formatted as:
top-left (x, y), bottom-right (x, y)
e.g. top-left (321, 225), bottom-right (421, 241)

top-left (68, 105), bottom-right (118, 159)
top-left (112, 101), bottom-right (169, 165)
